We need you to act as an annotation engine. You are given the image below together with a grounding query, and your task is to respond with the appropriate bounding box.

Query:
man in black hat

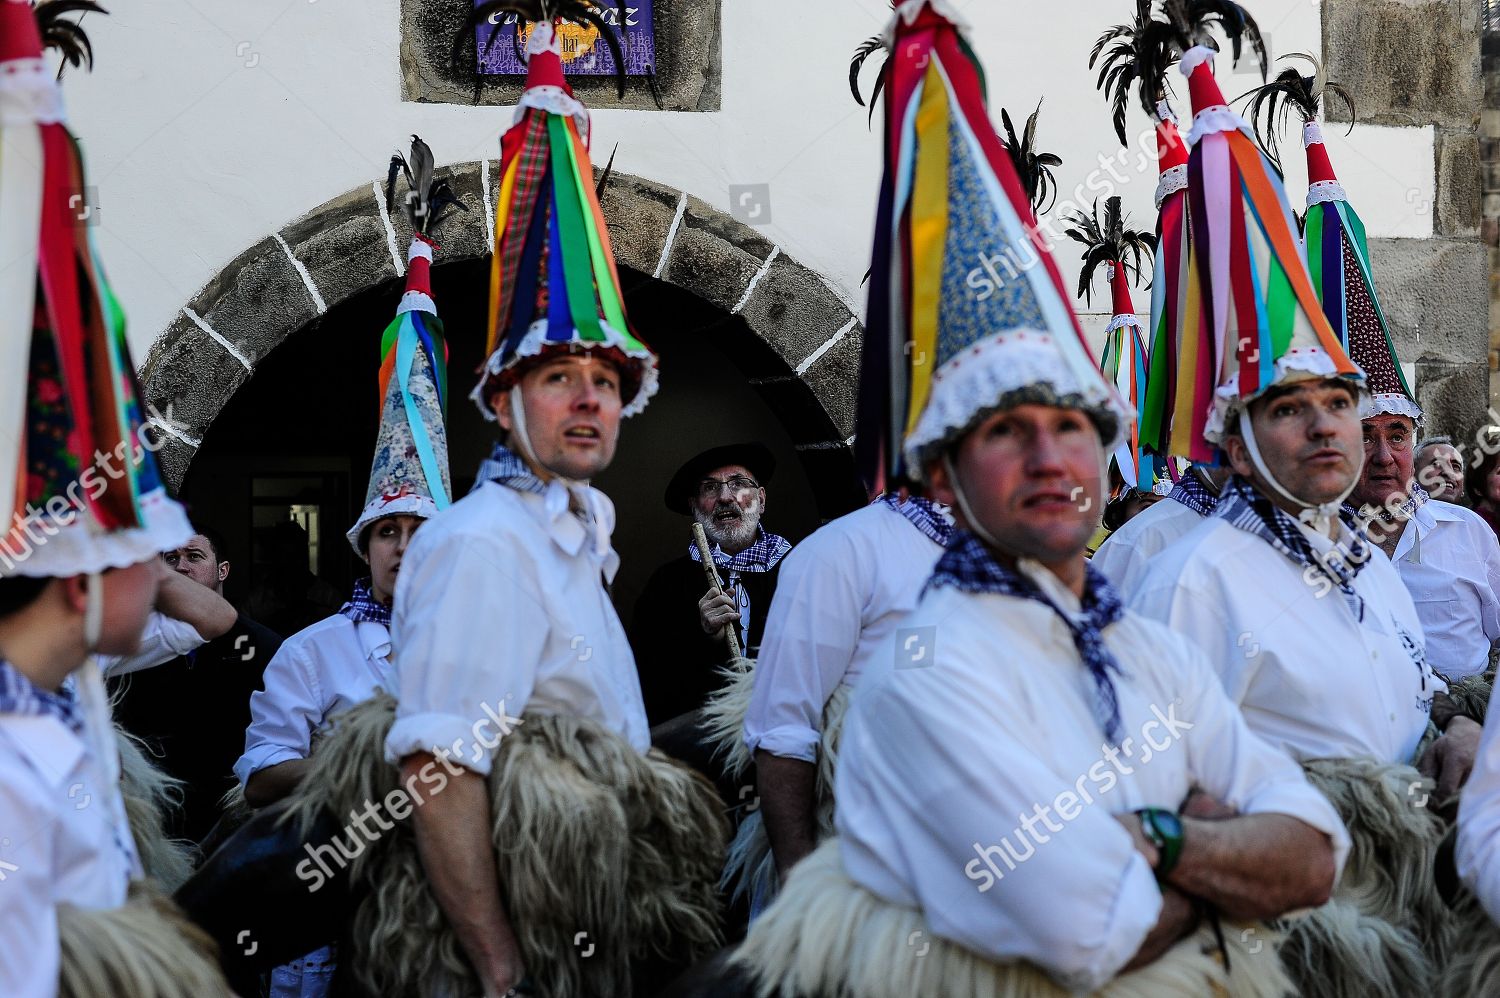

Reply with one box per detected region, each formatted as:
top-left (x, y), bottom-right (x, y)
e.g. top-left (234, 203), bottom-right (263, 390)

top-left (630, 443), bottom-right (792, 733)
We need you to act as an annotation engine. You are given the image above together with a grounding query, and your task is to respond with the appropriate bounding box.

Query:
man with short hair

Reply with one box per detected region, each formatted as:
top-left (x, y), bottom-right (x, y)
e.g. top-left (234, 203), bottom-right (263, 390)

top-left (631, 442), bottom-right (790, 728)
top-left (1415, 436), bottom-right (1466, 506)
top-left (380, 30), bottom-right (721, 996)
top-left (108, 526), bottom-right (283, 842)
top-left (735, 10), bottom-right (1346, 992)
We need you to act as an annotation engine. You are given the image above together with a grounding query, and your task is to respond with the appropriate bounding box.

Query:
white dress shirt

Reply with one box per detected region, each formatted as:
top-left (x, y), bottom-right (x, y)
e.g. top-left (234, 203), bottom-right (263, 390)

top-left (1090, 497), bottom-right (1206, 598)
top-left (235, 614), bottom-right (394, 785)
top-left (1457, 710), bottom-right (1500, 924)
top-left (1132, 516), bottom-right (1441, 765)
top-left (835, 562), bottom-right (1349, 993)
top-left (99, 610), bottom-right (205, 679)
top-left (743, 502), bottom-right (946, 763)
top-left (1385, 499), bottom-right (1500, 680)
top-left (0, 706), bottom-right (137, 996)
top-left (384, 480), bottom-right (649, 774)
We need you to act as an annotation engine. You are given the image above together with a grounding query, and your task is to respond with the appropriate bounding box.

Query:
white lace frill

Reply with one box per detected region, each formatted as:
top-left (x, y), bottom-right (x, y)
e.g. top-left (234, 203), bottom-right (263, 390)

top-left (1204, 346), bottom-right (1365, 444)
top-left (1303, 121), bottom-right (1325, 147)
top-left (346, 492), bottom-right (440, 554)
top-left (1307, 180), bottom-right (1348, 208)
top-left (1155, 164), bottom-right (1188, 209)
top-left (1, 488), bottom-right (194, 579)
top-left (886, 0), bottom-right (971, 47)
top-left (0, 58), bottom-right (65, 126)
top-left (1186, 106), bottom-right (1247, 147)
top-left (1179, 45), bottom-right (1216, 77)
top-left (469, 319), bottom-right (661, 421)
top-left (902, 330), bottom-right (1131, 470)
top-left (514, 85), bottom-right (589, 141)
top-left (1106, 313), bottom-right (1145, 334)
top-left (1155, 100), bottom-right (1179, 126)
top-left (1360, 392), bottom-right (1423, 423)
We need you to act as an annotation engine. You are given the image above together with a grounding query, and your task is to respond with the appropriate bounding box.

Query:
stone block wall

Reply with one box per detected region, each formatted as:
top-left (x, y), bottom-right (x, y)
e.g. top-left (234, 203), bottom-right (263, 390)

top-left (1325, 0), bottom-right (1487, 442)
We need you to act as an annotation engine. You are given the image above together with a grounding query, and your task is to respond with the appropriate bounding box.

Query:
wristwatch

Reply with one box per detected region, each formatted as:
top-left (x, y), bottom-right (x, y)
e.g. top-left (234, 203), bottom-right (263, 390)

top-left (1137, 808), bottom-right (1184, 879)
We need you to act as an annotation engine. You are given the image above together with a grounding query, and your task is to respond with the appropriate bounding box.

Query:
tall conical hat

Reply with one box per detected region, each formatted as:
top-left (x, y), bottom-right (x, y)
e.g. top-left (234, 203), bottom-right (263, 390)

top-left (1065, 197), bottom-right (1159, 492)
top-left (1087, 5), bottom-right (1198, 466)
top-left (853, 0), bottom-right (1129, 491)
top-left (1167, 4), bottom-right (1360, 456)
top-left (0, 0), bottom-right (191, 579)
top-left (346, 137), bottom-right (460, 554)
top-left (471, 17), bottom-right (658, 420)
top-left (1244, 55), bottom-right (1418, 423)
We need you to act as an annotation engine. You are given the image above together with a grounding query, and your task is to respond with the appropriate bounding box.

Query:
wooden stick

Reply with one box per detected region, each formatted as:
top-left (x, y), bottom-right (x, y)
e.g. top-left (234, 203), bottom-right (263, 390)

top-left (691, 522), bottom-right (743, 661)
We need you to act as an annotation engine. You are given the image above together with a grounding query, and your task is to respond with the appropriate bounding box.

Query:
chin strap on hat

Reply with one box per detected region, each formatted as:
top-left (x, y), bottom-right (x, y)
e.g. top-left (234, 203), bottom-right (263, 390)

top-left (508, 388), bottom-right (612, 559)
top-left (1238, 416), bottom-right (1355, 536)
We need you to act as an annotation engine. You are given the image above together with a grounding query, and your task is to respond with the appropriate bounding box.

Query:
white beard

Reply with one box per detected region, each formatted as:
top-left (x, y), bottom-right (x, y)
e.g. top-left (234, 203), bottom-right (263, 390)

top-left (694, 496), bottom-right (764, 553)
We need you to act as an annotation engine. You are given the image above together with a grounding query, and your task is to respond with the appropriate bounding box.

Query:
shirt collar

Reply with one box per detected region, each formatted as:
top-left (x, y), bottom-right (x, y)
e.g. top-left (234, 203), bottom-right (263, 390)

top-left (477, 444), bottom-right (621, 581)
top-left (687, 523), bottom-right (792, 574)
top-left (354, 619), bottom-right (393, 663)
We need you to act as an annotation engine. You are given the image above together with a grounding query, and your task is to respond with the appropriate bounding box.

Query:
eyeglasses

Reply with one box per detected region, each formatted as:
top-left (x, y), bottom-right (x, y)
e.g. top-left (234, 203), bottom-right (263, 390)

top-left (696, 476), bottom-right (760, 499)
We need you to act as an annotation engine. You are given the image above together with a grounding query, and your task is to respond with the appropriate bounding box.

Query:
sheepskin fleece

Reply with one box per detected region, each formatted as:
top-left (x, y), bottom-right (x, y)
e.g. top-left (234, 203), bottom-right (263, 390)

top-left (58, 882), bottom-right (229, 998)
top-left (1280, 756), bottom-right (1451, 997)
top-left (116, 728), bottom-right (196, 893)
top-left (732, 840), bottom-right (1290, 998)
top-left (719, 684), bottom-right (851, 906)
top-left (281, 694), bottom-right (727, 998)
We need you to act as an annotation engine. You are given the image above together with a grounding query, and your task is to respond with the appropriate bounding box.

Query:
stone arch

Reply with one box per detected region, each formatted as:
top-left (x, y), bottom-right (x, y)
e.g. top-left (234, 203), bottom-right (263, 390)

top-left (140, 165), bottom-right (864, 515)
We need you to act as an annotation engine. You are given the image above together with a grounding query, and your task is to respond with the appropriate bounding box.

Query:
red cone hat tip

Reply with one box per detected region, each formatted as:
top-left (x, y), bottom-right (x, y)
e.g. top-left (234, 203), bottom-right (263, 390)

top-left (1156, 116), bottom-right (1189, 172)
top-left (1303, 121), bottom-right (1339, 185)
top-left (1109, 261), bottom-right (1137, 318)
top-left (0, 0), bottom-right (44, 66)
top-left (1182, 46), bottom-right (1230, 114)
top-left (522, 20), bottom-right (570, 94)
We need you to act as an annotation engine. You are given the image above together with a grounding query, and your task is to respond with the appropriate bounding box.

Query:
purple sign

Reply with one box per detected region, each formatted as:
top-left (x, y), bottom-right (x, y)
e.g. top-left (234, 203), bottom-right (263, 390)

top-left (475, 2), bottom-right (655, 76)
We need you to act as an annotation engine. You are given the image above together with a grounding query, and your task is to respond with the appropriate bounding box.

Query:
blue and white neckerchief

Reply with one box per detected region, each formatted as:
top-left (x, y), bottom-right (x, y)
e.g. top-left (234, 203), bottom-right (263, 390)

top-left (686, 523), bottom-right (792, 575)
top-left (1168, 473), bottom-right (1220, 518)
top-left (0, 659), bottom-right (84, 734)
top-left (474, 442), bottom-right (547, 496)
top-left (339, 577), bottom-right (392, 626)
top-left (876, 493), bottom-right (955, 547)
top-left (1215, 475), bottom-right (1372, 622)
top-left (927, 531), bottom-right (1127, 744)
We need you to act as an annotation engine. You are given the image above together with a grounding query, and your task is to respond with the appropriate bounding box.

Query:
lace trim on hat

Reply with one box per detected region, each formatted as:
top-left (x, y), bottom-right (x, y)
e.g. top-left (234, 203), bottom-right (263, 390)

top-left (0, 488), bottom-right (193, 579)
top-left (1359, 392), bottom-right (1423, 422)
top-left (1155, 164), bottom-right (1188, 209)
top-left (0, 58), bottom-right (64, 126)
top-left (1307, 180), bottom-right (1348, 207)
top-left (1204, 347), bottom-right (1364, 443)
top-left (902, 331), bottom-right (1128, 471)
top-left (470, 319), bottom-right (661, 421)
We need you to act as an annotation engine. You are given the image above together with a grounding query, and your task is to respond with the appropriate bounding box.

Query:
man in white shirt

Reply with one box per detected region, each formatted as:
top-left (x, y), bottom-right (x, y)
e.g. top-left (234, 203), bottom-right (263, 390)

top-left (740, 493), bottom-right (950, 891)
top-left (1350, 414), bottom-right (1500, 683)
top-left (1091, 466), bottom-right (1228, 596)
top-left (1132, 381), bottom-right (1463, 769)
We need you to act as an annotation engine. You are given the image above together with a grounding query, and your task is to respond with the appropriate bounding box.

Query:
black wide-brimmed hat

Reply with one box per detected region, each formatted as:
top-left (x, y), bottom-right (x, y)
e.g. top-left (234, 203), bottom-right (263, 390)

top-left (664, 442), bottom-right (776, 513)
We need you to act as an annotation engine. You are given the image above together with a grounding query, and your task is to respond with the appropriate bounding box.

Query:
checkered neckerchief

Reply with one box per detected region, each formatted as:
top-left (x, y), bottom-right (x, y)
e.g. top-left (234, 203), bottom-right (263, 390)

top-left (1168, 474), bottom-right (1220, 517)
top-left (1215, 475), bottom-right (1372, 622)
top-left (0, 659), bottom-right (84, 735)
top-left (474, 442), bottom-right (547, 496)
top-left (876, 493), bottom-right (954, 547)
top-left (339, 577), bottom-right (392, 626)
top-left (687, 524), bottom-right (792, 574)
top-left (927, 530), bottom-right (1126, 744)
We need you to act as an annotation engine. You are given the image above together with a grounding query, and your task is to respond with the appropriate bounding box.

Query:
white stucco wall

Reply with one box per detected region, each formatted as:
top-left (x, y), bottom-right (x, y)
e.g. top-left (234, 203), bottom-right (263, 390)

top-left (62, 0), bottom-right (1436, 361)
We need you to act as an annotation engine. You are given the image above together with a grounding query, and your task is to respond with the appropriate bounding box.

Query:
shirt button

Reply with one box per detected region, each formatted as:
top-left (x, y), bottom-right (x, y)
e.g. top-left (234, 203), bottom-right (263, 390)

top-left (1372, 651), bottom-right (1379, 660)
top-left (1390, 713), bottom-right (1396, 722)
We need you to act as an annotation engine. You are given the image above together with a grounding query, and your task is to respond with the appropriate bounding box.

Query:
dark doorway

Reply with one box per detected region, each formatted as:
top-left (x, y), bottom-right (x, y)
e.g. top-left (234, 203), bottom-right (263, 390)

top-left (178, 257), bottom-right (862, 630)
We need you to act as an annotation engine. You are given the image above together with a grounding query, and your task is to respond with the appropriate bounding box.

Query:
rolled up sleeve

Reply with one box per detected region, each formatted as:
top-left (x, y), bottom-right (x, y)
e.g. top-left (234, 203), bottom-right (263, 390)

top-left (100, 612), bottom-right (205, 678)
top-left (835, 676), bottom-right (1161, 992)
top-left (235, 642), bottom-right (323, 786)
top-left (1170, 637), bottom-right (1351, 880)
top-left (385, 529), bottom-right (547, 776)
top-left (744, 539), bottom-right (865, 763)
